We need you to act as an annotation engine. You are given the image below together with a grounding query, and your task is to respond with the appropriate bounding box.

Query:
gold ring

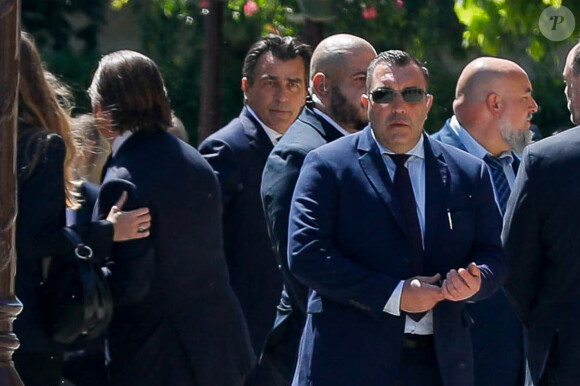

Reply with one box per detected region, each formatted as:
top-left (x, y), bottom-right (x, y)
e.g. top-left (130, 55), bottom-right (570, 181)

top-left (138, 226), bottom-right (146, 233)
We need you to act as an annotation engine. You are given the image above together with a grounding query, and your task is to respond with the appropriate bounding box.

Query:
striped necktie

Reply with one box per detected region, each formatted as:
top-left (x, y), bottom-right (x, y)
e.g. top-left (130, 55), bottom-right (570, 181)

top-left (483, 154), bottom-right (511, 214)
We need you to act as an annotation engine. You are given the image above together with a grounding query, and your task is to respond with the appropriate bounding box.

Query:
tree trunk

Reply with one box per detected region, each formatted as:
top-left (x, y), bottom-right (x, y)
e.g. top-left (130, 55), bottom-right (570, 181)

top-left (197, 0), bottom-right (224, 144)
top-left (0, 0), bottom-right (24, 383)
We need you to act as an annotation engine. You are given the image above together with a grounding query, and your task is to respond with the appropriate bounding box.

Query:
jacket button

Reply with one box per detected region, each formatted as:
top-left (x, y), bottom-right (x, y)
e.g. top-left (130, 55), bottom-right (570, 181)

top-left (459, 362), bottom-right (466, 369)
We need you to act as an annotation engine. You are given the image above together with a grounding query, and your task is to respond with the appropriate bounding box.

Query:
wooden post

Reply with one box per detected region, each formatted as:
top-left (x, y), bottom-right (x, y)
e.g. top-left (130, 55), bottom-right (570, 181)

top-left (0, 0), bottom-right (24, 384)
top-left (197, 0), bottom-right (225, 144)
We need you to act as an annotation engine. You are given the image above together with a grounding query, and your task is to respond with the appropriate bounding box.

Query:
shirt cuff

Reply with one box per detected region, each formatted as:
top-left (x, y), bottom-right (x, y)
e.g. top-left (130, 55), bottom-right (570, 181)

top-left (383, 280), bottom-right (404, 315)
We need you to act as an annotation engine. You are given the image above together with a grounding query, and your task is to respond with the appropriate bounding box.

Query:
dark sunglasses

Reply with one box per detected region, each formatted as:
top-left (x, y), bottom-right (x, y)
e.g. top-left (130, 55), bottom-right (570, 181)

top-left (370, 87), bottom-right (427, 104)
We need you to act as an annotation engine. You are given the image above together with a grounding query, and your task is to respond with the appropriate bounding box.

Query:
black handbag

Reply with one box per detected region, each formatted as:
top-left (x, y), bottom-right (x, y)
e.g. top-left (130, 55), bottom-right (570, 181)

top-left (40, 227), bottom-right (113, 344)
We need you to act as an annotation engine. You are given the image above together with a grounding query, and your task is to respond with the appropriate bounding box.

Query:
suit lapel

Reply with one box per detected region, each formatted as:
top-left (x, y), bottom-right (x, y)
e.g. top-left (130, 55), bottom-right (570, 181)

top-left (423, 135), bottom-right (450, 256)
top-left (357, 127), bottom-right (408, 235)
top-left (437, 118), bottom-right (468, 152)
top-left (307, 109), bottom-right (344, 143)
top-left (240, 106), bottom-right (274, 159)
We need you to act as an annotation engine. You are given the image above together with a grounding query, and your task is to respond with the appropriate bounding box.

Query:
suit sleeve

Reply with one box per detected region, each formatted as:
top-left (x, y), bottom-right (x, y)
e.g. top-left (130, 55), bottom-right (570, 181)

top-left (288, 151), bottom-right (400, 318)
top-left (96, 178), bottom-right (155, 306)
top-left (261, 146), bottom-right (310, 315)
top-left (502, 148), bottom-right (542, 326)
top-left (467, 161), bottom-right (507, 302)
top-left (199, 138), bottom-right (242, 208)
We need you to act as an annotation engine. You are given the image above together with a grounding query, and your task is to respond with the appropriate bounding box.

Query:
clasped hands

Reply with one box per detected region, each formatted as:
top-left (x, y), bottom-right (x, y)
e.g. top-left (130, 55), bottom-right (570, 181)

top-left (400, 263), bottom-right (481, 313)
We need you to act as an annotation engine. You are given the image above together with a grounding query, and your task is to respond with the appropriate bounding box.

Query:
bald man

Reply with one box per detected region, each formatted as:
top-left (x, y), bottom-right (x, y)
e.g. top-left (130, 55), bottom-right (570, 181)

top-left (260, 34), bottom-right (376, 383)
top-left (432, 57), bottom-right (538, 386)
top-left (501, 42), bottom-right (580, 386)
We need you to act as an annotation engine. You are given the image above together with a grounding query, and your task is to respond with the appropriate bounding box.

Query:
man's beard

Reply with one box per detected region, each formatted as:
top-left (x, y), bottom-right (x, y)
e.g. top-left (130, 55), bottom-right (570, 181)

top-left (329, 85), bottom-right (367, 132)
top-left (499, 117), bottom-right (533, 154)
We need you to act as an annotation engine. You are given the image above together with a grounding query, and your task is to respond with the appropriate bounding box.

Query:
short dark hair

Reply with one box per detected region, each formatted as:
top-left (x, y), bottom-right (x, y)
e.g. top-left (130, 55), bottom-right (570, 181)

top-left (242, 34), bottom-right (312, 85)
top-left (366, 50), bottom-right (430, 92)
top-left (88, 50), bottom-right (172, 133)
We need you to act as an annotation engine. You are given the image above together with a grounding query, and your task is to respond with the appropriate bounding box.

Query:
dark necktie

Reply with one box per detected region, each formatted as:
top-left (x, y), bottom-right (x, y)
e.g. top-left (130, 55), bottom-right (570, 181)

top-left (483, 154), bottom-right (511, 214)
top-left (389, 154), bottom-right (425, 322)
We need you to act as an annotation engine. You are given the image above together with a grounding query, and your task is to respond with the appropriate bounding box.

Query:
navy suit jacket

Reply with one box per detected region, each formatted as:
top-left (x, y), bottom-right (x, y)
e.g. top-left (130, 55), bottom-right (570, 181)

top-left (503, 126), bottom-right (580, 385)
top-left (260, 106), bottom-right (343, 379)
top-left (288, 127), bottom-right (506, 386)
top-left (433, 119), bottom-right (524, 386)
top-left (97, 130), bottom-right (255, 386)
top-left (199, 107), bottom-right (283, 355)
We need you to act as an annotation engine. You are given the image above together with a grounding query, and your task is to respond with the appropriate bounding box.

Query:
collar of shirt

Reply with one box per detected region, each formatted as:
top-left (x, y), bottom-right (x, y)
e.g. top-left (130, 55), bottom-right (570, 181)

top-left (370, 126), bottom-right (426, 238)
top-left (449, 115), bottom-right (513, 165)
top-left (371, 126), bottom-right (431, 333)
top-left (246, 106), bottom-right (282, 145)
top-left (371, 127), bottom-right (425, 161)
top-left (312, 108), bottom-right (351, 137)
top-left (112, 130), bottom-right (134, 157)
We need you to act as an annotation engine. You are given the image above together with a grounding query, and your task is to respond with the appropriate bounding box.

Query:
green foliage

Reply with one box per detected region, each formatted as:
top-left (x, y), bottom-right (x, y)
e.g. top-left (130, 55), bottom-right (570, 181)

top-left (22, 0), bottom-right (108, 116)
top-left (453, 0), bottom-right (579, 60)
top-left (227, 0), bottom-right (298, 37)
top-left (22, 0), bottom-right (106, 52)
top-left (452, 0), bottom-right (580, 135)
top-left (22, 0), bottom-right (577, 142)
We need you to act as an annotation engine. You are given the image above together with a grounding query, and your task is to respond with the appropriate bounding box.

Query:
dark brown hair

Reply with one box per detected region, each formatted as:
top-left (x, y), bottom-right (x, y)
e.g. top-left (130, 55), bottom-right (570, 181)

top-left (88, 50), bottom-right (172, 133)
top-left (366, 50), bottom-right (430, 92)
top-left (242, 34), bottom-right (311, 86)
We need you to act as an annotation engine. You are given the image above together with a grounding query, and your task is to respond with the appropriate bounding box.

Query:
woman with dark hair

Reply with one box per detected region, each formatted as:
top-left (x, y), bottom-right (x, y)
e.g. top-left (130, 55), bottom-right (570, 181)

top-left (90, 50), bottom-right (255, 386)
top-left (14, 33), bottom-right (151, 386)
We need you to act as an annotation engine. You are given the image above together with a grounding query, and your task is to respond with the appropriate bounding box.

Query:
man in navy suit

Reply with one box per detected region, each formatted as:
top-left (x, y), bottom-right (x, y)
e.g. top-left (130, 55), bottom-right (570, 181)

top-left (288, 50), bottom-right (506, 386)
top-left (90, 50), bottom-right (255, 386)
top-left (198, 34), bottom-right (311, 385)
top-left (432, 57), bottom-right (538, 386)
top-left (503, 42), bottom-right (580, 386)
top-left (260, 34), bottom-right (376, 382)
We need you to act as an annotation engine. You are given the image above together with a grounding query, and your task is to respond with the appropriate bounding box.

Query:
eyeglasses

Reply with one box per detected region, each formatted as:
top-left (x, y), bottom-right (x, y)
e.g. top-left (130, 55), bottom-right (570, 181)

top-left (370, 87), bottom-right (427, 104)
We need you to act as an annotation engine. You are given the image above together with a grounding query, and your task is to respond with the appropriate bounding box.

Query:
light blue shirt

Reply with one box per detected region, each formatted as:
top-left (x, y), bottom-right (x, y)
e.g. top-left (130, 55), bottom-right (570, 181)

top-left (370, 128), bottom-right (433, 335)
top-left (449, 115), bottom-right (516, 193)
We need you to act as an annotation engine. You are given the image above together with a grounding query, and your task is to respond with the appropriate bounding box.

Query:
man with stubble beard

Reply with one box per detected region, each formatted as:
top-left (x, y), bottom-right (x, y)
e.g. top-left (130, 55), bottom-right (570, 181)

top-left (259, 34), bottom-right (376, 383)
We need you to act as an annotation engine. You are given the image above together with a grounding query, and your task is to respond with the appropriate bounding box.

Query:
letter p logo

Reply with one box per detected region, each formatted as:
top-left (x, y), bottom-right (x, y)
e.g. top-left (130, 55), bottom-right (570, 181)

top-left (540, 6), bottom-right (575, 41)
top-left (550, 15), bottom-right (565, 30)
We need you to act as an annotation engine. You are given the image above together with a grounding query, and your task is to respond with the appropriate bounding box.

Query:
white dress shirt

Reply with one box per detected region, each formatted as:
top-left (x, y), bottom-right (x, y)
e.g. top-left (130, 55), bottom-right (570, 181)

top-left (313, 108), bottom-right (351, 137)
top-left (246, 106), bottom-right (282, 145)
top-left (371, 129), bottom-right (433, 335)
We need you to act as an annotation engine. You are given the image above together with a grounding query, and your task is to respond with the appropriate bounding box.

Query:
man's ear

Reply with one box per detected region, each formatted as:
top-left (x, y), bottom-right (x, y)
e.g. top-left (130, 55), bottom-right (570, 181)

top-left (425, 93), bottom-right (434, 113)
top-left (361, 93), bottom-right (369, 109)
top-left (241, 77), bottom-right (249, 93)
top-left (312, 73), bottom-right (328, 99)
top-left (486, 93), bottom-right (502, 116)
